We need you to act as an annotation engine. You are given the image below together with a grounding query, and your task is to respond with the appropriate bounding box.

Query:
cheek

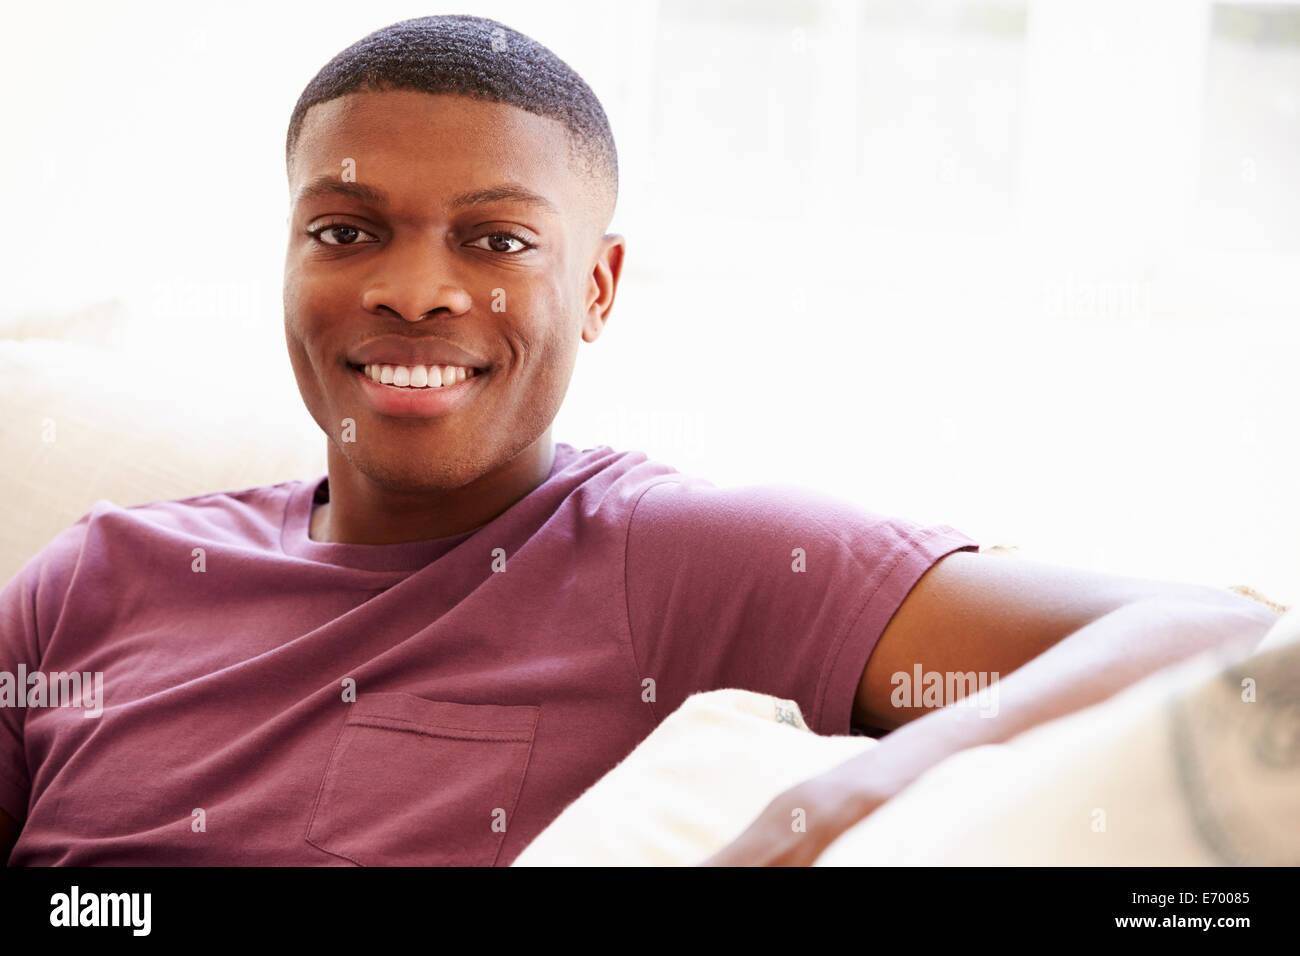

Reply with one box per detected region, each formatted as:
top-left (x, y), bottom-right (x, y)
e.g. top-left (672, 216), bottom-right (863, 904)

top-left (283, 269), bottom-right (319, 352)
top-left (282, 272), bottom-right (339, 413)
top-left (505, 277), bottom-right (581, 370)
top-left (285, 274), bottom-right (334, 337)
top-left (282, 283), bottom-right (310, 369)
top-left (284, 267), bottom-right (350, 370)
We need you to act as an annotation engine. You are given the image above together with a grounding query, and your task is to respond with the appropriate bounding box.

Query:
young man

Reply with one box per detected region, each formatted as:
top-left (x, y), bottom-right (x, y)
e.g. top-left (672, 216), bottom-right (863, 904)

top-left (0, 15), bottom-right (1277, 867)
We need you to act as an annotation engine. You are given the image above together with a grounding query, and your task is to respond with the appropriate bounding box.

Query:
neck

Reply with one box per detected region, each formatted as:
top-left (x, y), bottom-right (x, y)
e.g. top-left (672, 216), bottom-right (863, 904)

top-left (310, 432), bottom-right (556, 545)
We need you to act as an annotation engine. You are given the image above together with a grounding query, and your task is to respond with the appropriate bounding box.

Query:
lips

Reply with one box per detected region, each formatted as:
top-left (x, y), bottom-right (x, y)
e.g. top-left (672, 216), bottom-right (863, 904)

top-left (349, 362), bottom-right (487, 419)
top-left (346, 335), bottom-right (489, 371)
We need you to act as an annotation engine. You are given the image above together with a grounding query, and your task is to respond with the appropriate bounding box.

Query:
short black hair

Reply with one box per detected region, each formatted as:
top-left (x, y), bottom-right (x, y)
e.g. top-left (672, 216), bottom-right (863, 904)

top-left (286, 14), bottom-right (618, 224)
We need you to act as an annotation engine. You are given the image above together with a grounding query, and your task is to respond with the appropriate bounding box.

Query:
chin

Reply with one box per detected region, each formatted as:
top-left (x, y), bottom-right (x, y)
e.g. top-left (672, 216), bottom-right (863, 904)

top-left (344, 442), bottom-right (502, 493)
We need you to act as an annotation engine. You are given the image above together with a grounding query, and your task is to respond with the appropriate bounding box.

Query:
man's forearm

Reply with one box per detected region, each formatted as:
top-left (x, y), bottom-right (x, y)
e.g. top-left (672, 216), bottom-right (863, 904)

top-left (826, 596), bottom-right (1279, 807)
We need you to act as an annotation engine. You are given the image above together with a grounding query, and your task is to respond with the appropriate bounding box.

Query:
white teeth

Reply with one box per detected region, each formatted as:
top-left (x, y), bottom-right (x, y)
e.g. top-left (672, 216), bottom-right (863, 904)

top-left (361, 364), bottom-right (479, 389)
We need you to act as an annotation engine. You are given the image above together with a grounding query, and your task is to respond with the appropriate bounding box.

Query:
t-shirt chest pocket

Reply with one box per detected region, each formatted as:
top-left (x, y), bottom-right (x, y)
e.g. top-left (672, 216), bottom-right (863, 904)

top-left (306, 693), bottom-right (539, 866)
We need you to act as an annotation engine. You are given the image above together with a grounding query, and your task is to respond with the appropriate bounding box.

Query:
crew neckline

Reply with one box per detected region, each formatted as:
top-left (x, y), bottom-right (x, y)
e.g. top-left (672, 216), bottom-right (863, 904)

top-left (280, 442), bottom-right (573, 571)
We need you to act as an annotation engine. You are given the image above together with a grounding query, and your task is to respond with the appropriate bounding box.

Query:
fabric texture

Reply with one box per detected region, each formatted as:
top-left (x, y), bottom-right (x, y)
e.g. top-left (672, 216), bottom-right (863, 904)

top-left (511, 688), bottom-right (874, 866)
top-left (514, 607), bottom-right (1300, 866)
top-left (0, 441), bottom-right (979, 865)
top-left (0, 334), bottom-right (326, 588)
top-left (821, 602), bottom-right (1300, 865)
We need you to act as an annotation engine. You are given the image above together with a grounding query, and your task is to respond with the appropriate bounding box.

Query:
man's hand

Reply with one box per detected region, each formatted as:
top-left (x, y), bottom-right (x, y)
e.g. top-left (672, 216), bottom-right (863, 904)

top-left (699, 770), bottom-right (884, 867)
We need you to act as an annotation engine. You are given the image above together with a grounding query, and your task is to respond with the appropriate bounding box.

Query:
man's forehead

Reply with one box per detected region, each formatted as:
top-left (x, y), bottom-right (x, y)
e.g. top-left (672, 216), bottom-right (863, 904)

top-left (289, 90), bottom-right (578, 200)
top-left (290, 176), bottom-right (562, 218)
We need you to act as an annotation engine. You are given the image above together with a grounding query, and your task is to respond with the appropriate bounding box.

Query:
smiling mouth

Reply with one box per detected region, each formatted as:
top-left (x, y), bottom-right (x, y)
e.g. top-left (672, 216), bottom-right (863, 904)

top-left (348, 362), bottom-right (486, 389)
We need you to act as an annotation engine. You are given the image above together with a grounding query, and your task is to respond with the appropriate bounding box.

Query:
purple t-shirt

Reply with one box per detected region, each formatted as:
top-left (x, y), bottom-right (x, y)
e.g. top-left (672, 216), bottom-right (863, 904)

top-left (0, 442), bottom-right (978, 865)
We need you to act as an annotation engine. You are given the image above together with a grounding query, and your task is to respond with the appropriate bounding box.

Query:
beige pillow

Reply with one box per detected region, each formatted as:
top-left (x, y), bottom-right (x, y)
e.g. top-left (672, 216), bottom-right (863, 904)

top-left (514, 608), bottom-right (1300, 866)
top-left (818, 606), bottom-right (1300, 865)
top-left (0, 334), bottom-right (325, 584)
top-left (511, 690), bottom-right (874, 866)
top-left (0, 298), bottom-right (130, 348)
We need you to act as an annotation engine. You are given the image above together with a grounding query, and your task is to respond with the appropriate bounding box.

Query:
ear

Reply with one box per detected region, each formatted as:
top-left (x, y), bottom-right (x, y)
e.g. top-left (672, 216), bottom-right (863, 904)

top-left (581, 233), bottom-right (626, 343)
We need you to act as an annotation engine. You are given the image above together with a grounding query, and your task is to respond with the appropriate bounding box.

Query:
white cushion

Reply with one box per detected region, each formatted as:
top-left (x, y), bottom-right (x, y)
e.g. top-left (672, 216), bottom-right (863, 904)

top-left (0, 323), bottom-right (325, 584)
top-left (515, 608), bottom-right (1300, 866)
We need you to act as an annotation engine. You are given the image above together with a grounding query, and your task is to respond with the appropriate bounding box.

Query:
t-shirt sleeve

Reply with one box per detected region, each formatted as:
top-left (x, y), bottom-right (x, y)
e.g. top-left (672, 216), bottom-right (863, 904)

top-left (0, 516), bottom-right (90, 825)
top-left (624, 478), bottom-right (980, 737)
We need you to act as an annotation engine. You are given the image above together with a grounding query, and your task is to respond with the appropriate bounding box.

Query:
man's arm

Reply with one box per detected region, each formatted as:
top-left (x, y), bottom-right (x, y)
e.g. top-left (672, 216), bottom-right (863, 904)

top-left (704, 554), bottom-right (1280, 865)
top-left (834, 596), bottom-right (1277, 802)
top-left (854, 549), bottom-right (1276, 731)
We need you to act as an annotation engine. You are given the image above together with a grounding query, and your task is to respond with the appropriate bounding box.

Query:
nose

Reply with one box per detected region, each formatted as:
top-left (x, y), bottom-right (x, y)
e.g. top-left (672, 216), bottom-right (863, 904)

top-left (361, 235), bottom-right (474, 322)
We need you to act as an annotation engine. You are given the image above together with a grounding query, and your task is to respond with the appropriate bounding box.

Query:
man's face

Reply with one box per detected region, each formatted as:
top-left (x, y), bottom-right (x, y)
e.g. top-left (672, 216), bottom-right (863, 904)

top-left (284, 89), bottom-right (617, 494)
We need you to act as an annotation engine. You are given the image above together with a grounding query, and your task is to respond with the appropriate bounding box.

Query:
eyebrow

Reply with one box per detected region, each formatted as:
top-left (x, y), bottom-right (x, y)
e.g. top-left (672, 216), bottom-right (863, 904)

top-left (292, 177), bottom-right (559, 214)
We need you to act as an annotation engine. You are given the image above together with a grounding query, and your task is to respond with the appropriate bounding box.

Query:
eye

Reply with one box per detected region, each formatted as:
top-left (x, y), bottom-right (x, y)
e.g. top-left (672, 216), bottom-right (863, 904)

top-left (467, 230), bottom-right (535, 254)
top-left (307, 222), bottom-right (379, 246)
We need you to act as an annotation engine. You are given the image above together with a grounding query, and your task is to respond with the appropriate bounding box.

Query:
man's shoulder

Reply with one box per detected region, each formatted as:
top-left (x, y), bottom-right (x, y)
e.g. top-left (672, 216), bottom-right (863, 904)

top-left (560, 442), bottom-right (892, 532)
top-left (625, 470), bottom-right (872, 536)
top-left (89, 477), bottom-right (304, 533)
top-left (552, 442), bottom-right (684, 509)
top-left (14, 477), bottom-right (307, 579)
